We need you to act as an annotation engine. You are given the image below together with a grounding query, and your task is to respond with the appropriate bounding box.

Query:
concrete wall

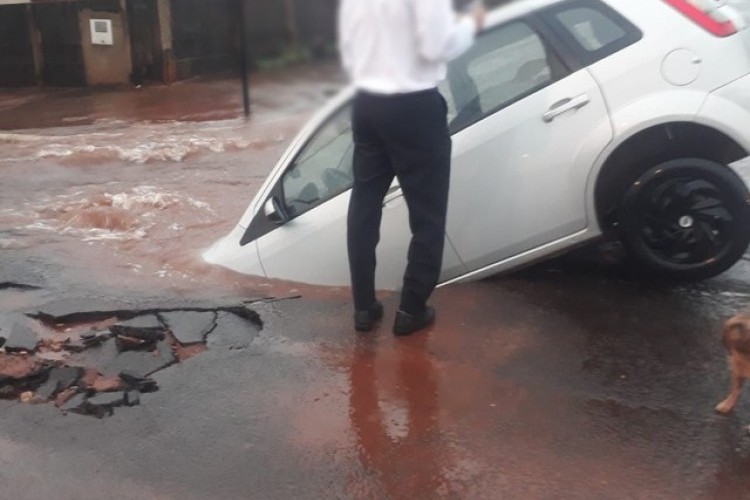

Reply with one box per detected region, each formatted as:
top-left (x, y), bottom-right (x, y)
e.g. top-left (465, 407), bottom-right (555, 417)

top-left (79, 7), bottom-right (132, 85)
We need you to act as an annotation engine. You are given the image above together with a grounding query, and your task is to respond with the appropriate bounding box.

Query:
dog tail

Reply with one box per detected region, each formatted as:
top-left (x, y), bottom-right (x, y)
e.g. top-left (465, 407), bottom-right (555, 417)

top-left (723, 315), bottom-right (750, 354)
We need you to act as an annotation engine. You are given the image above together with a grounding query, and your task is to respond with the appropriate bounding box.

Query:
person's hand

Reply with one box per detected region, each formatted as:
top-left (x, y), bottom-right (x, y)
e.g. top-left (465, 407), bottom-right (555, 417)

top-left (471, 5), bottom-right (487, 32)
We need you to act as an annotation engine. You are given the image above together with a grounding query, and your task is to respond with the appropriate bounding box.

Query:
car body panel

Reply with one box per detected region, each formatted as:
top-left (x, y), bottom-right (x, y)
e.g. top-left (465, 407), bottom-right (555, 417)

top-left (446, 67), bottom-right (612, 271)
top-left (697, 73), bottom-right (750, 154)
top-left (728, 0), bottom-right (750, 28)
top-left (599, 89), bottom-right (708, 146)
top-left (254, 189), bottom-right (467, 288)
top-left (204, 224), bottom-right (265, 276)
top-left (590, 0), bottom-right (750, 111)
top-left (441, 227), bottom-right (597, 285)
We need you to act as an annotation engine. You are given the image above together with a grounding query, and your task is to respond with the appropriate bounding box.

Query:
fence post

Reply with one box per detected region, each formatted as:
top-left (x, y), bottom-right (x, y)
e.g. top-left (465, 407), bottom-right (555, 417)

top-left (237, 0), bottom-right (250, 116)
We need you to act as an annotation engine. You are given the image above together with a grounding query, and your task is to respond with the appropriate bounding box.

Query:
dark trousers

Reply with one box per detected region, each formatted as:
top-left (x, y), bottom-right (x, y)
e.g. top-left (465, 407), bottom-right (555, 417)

top-left (347, 89), bottom-right (452, 314)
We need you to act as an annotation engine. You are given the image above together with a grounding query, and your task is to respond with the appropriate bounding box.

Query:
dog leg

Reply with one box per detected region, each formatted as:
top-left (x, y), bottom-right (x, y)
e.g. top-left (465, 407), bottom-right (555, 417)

top-left (716, 362), bottom-right (744, 414)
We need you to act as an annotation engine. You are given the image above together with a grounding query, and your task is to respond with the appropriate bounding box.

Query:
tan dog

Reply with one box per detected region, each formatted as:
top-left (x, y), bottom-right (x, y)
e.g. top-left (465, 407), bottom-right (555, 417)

top-left (716, 313), bottom-right (750, 415)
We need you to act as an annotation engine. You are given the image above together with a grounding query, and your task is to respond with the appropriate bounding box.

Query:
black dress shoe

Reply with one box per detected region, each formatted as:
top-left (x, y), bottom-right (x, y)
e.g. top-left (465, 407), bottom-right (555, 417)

top-left (354, 301), bottom-right (384, 332)
top-left (393, 306), bottom-right (435, 336)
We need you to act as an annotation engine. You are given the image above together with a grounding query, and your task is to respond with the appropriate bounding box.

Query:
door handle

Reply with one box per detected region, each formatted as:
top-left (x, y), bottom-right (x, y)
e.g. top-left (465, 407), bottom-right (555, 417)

top-left (542, 94), bottom-right (590, 123)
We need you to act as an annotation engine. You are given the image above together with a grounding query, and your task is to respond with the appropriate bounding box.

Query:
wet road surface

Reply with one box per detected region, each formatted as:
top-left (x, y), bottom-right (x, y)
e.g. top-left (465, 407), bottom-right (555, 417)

top-left (2, 68), bottom-right (750, 499)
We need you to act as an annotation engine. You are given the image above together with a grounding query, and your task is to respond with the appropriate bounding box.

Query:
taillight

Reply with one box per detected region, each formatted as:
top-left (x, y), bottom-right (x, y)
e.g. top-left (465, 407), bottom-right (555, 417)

top-left (664, 0), bottom-right (738, 37)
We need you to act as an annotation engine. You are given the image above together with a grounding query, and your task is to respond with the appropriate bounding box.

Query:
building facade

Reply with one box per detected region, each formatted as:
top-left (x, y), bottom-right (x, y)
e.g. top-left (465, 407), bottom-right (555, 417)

top-left (0, 0), bottom-right (337, 87)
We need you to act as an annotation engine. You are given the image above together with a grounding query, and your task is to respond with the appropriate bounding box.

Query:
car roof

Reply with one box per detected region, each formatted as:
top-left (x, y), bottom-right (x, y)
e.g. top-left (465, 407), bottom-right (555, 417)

top-left (484, 0), bottom-right (568, 28)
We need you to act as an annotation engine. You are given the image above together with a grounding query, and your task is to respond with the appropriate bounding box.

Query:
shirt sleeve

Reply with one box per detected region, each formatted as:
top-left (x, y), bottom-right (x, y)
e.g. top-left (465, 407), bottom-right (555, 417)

top-left (414, 0), bottom-right (478, 63)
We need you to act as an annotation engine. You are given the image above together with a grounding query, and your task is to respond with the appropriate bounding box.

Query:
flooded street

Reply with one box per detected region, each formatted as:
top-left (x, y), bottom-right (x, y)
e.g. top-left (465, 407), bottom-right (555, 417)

top-left (0, 65), bottom-right (343, 299)
top-left (3, 66), bottom-right (750, 499)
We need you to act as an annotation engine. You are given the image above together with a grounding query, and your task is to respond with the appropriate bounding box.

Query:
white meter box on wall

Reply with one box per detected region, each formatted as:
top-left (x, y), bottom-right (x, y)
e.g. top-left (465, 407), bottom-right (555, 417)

top-left (90, 19), bottom-right (114, 46)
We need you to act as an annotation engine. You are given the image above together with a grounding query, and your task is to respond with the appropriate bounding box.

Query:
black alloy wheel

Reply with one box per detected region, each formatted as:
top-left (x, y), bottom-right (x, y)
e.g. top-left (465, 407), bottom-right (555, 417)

top-left (619, 158), bottom-right (750, 280)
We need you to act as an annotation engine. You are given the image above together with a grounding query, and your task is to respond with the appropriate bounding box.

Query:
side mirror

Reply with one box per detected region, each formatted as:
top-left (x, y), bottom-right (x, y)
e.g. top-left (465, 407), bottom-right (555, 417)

top-left (264, 197), bottom-right (290, 225)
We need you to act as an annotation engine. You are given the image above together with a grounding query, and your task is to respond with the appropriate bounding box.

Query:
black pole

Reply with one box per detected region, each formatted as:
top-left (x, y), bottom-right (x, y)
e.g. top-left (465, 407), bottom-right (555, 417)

top-left (238, 0), bottom-right (250, 117)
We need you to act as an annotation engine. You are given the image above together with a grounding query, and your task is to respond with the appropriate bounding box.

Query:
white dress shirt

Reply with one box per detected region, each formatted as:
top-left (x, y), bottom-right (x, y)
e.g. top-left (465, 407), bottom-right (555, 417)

top-left (338, 0), bottom-right (478, 94)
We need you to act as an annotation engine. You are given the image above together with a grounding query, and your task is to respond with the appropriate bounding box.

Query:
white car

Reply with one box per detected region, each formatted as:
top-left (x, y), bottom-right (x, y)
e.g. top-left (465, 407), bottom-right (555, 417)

top-left (206, 0), bottom-right (750, 289)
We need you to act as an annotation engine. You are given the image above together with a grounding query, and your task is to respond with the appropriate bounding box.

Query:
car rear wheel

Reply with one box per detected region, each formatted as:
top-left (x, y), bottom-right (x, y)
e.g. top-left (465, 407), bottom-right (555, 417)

top-left (618, 158), bottom-right (750, 280)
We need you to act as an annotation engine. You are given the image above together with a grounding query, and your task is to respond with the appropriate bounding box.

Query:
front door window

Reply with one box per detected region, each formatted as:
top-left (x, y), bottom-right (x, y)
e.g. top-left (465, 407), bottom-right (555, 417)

top-left (281, 106), bottom-right (354, 218)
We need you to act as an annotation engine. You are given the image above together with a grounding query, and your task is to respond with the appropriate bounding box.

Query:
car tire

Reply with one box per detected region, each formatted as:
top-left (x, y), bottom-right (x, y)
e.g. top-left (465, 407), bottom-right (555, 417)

top-left (618, 158), bottom-right (750, 281)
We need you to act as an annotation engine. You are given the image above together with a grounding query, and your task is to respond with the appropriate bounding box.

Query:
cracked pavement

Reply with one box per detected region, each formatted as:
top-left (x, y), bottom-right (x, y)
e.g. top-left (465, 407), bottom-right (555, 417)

top-left (1, 297), bottom-right (265, 418)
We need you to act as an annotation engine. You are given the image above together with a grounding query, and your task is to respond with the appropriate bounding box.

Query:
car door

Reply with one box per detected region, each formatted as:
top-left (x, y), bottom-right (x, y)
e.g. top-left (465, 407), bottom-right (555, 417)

top-left (439, 17), bottom-right (614, 274)
top-left (250, 105), bottom-right (466, 288)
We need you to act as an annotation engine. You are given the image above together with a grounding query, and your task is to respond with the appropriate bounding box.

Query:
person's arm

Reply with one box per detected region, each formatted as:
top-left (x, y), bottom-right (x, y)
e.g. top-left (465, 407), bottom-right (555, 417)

top-left (413, 0), bottom-right (485, 62)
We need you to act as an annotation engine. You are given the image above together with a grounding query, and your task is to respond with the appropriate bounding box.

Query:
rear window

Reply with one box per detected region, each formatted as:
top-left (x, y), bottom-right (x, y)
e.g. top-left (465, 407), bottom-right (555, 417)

top-left (541, 0), bottom-right (642, 66)
top-left (556, 7), bottom-right (627, 51)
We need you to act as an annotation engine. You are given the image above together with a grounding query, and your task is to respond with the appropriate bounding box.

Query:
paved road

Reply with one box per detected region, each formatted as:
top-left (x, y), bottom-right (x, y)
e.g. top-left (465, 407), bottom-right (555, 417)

top-left (2, 241), bottom-right (750, 499)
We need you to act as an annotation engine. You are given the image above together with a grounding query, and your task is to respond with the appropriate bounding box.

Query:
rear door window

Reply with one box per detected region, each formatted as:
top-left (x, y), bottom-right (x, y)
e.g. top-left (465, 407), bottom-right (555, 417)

top-left (541, 0), bottom-right (642, 66)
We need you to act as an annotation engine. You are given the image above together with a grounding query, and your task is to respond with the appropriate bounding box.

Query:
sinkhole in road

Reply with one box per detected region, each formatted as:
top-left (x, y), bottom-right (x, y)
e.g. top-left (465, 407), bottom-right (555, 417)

top-left (0, 294), bottom-right (265, 418)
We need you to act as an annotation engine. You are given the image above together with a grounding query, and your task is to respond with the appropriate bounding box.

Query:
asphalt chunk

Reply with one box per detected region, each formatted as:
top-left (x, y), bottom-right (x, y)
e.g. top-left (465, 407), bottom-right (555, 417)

top-left (106, 341), bottom-right (176, 378)
top-left (160, 311), bottom-right (217, 344)
top-left (0, 315), bottom-right (41, 353)
top-left (207, 311), bottom-right (261, 350)
top-left (116, 315), bottom-right (164, 330)
top-left (35, 366), bottom-right (84, 401)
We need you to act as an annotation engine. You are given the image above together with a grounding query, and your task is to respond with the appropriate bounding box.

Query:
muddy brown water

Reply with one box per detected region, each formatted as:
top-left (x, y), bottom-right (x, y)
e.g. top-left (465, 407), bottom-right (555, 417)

top-left (0, 72), bottom-right (343, 300)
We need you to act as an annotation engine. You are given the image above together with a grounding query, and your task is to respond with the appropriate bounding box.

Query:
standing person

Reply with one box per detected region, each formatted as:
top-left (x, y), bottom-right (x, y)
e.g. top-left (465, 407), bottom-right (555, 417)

top-left (339, 0), bottom-right (486, 335)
